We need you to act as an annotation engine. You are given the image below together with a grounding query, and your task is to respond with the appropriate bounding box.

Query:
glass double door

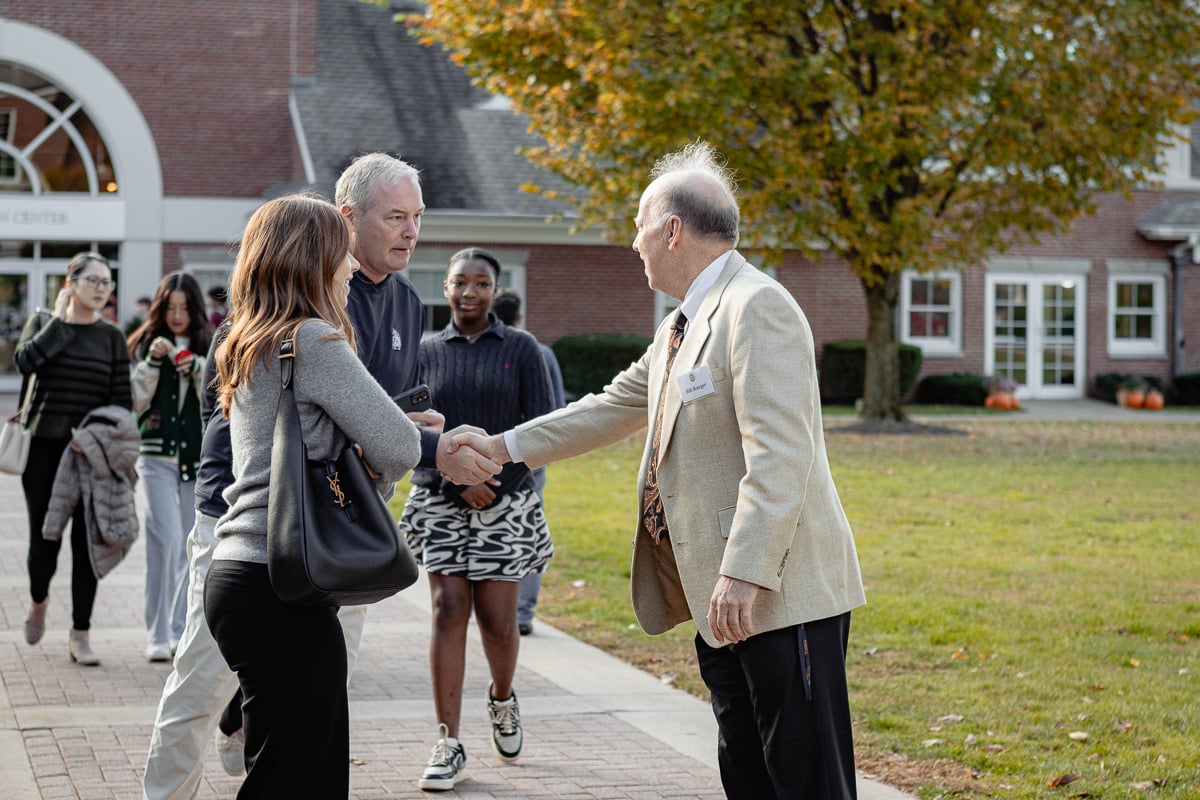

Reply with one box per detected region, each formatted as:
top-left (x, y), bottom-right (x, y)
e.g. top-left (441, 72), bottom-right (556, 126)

top-left (985, 274), bottom-right (1086, 399)
top-left (0, 266), bottom-right (36, 389)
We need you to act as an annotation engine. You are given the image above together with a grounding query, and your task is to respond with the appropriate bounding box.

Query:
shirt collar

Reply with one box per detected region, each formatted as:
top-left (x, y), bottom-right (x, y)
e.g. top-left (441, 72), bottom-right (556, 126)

top-left (436, 313), bottom-right (506, 342)
top-left (352, 270), bottom-right (389, 290)
top-left (678, 250), bottom-right (733, 323)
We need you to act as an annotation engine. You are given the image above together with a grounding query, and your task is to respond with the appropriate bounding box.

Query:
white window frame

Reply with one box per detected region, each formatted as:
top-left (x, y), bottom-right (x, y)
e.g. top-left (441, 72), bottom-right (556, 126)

top-left (899, 269), bottom-right (962, 357)
top-left (0, 107), bottom-right (18, 185)
top-left (1107, 271), bottom-right (1167, 357)
top-left (1153, 122), bottom-right (1200, 190)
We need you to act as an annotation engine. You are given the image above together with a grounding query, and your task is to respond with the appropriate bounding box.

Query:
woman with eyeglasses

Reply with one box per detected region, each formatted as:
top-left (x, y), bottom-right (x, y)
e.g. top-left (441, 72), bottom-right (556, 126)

top-left (14, 252), bottom-right (133, 665)
top-left (127, 272), bottom-right (213, 662)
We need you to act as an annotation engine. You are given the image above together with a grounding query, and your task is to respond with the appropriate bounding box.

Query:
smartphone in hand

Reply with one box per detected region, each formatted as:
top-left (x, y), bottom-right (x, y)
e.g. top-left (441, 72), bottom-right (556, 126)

top-left (392, 384), bottom-right (432, 412)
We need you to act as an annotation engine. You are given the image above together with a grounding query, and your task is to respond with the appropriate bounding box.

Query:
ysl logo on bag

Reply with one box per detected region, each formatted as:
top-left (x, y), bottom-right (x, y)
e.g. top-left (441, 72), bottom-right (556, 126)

top-left (326, 471), bottom-right (347, 507)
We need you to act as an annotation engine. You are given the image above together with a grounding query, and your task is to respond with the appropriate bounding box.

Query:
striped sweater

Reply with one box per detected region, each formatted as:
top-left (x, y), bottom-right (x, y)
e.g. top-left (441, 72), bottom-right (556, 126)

top-left (14, 312), bottom-right (133, 441)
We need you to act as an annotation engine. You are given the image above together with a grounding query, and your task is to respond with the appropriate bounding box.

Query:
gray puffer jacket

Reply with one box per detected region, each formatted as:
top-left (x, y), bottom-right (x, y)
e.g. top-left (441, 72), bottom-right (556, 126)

top-left (43, 404), bottom-right (141, 578)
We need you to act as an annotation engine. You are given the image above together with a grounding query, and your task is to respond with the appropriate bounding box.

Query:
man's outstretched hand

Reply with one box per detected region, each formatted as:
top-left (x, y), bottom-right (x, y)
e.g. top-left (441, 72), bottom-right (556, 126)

top-left (436, 425), bottom-right (503, 485)
top-left (449, 430), bottom-right (511, 467)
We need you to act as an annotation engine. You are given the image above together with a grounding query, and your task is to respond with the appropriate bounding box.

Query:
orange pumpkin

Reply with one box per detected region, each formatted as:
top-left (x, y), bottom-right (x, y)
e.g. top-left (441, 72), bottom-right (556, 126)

top-left (1143, 389), bottom-right (1164, 411)
top-left (1125, 390), bottom-right (1145, 409)
top-left (988, 392), bottom-right (1019, 410)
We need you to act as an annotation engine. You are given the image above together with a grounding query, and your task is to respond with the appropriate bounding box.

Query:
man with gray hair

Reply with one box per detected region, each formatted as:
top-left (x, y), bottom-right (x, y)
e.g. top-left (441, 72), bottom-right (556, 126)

top-left (454, 141), bottom-right (865, 798)
top-left (336, 152), bottom-right (428, 390)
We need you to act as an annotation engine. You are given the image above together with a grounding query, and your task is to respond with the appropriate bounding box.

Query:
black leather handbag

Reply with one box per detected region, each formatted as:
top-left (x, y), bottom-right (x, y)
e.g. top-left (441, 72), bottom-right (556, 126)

top-left (266, 337), bottom-right (419, 607)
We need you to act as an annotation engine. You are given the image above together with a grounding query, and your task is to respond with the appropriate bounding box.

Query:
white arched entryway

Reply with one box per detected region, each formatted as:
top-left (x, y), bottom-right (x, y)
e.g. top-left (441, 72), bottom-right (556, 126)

top-left (0, 17), bottom-right (163, 387)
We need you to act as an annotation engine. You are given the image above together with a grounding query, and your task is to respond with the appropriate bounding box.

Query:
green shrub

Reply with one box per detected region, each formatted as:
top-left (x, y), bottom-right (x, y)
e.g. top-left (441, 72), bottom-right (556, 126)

top-left (1171, 372), bottom-right (1200, 405)
top-left (1093, 372), bottom-right (1165, 403)
top-left (819, 340), bottom-right (923, 404)
top-left (552, 333), bottom-right (653, 397)
top-left (914, 373), bottom-right (989, 405)
top-left (1092, 373), bottom-right (1128, 403)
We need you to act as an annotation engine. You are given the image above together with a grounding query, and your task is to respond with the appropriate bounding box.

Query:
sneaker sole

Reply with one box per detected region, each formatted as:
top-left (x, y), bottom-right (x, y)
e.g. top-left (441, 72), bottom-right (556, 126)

top-left (492, 740), bottom-right (521, 763)
top-left (418, 771), bottom-right (467, 791)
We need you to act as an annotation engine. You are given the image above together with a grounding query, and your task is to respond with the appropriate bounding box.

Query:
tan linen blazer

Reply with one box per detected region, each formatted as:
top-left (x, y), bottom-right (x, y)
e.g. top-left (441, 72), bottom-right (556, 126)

top-left (516, 252), bottom-right (866, 647)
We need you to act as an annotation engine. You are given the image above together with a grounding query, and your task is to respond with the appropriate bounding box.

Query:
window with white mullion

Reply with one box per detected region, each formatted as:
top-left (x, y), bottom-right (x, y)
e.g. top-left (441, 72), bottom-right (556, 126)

top-left (1107, 274), bottom-right (1166, 357)
top-left (900, 270), bottom-right (962, 356)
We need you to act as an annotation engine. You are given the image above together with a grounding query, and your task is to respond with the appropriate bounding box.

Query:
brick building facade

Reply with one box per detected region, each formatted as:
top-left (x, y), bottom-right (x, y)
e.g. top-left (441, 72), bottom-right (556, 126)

top-left (1, 1), bottom-right (1197, 399)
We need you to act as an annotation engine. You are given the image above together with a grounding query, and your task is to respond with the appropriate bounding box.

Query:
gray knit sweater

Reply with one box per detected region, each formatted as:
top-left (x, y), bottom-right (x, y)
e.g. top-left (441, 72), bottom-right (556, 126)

top-left (213, 319), bottom-right (421, 564)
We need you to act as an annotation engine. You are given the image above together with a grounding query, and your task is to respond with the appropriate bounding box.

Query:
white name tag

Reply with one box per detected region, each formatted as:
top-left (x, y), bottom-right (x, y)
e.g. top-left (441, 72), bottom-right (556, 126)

top-left (677, 364), bottom-right (716, 403)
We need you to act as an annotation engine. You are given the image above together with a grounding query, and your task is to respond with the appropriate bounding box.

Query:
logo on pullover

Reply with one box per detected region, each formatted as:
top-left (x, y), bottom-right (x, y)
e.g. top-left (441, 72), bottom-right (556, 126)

top-left (391, 329), bottom-right (403, 351)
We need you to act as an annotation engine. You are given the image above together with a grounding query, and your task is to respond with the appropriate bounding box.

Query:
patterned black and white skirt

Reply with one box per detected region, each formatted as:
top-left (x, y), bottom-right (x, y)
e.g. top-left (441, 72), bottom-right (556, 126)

top-left (399, 486), bottom-right (553, 581)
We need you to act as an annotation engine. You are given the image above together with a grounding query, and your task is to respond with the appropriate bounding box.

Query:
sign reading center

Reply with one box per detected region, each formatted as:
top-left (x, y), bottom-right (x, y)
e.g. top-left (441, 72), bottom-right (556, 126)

top-left (0, 196), bottom-right (126, 241)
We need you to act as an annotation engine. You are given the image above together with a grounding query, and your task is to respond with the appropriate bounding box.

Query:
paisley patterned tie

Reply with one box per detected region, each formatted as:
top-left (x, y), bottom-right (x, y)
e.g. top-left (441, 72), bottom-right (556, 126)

top-left (641, 311), bottom-right (687, 544)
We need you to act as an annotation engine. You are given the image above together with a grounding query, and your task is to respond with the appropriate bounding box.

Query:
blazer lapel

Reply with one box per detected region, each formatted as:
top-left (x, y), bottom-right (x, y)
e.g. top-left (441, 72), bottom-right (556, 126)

top-left (657, 252), bottom-right (746, 461)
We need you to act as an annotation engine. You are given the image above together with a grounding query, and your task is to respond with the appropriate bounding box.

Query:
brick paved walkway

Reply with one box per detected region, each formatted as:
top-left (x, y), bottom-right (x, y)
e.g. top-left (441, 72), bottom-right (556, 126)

top-left (0, 462), bottom-right (911, 799)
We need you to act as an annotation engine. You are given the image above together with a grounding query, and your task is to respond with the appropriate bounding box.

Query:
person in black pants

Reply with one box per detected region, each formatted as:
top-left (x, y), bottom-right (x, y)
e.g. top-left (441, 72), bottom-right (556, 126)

top-left (15, 252), bottom-right (132, 665)
top-left (204, 195), bottom-right (500, 798)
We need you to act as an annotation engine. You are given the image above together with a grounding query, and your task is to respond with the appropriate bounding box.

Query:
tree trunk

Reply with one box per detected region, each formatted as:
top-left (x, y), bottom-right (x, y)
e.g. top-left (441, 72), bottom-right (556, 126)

top-left (859, 271), bottom-right (906, 421)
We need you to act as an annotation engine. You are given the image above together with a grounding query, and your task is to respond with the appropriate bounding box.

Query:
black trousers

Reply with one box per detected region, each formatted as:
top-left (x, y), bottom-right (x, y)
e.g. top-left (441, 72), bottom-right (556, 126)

top-left (220, 688), bottom-right (244, 737)
top-left (205, 560), bottom-right (348, 799)
top-left (23, 436), bottom-right (96, 630)
top-left (695, 612), bottom-right (857, 800)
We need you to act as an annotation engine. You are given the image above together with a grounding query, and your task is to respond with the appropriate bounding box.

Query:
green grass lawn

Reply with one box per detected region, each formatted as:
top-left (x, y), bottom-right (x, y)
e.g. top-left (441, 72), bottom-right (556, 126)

top-left (513, 420), bottom-right (1200, 799)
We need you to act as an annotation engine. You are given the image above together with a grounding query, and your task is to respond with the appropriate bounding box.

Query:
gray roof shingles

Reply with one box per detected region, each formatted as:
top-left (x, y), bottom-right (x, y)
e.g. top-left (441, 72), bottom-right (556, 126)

top-left (291, 0), bottom-right (573, 217)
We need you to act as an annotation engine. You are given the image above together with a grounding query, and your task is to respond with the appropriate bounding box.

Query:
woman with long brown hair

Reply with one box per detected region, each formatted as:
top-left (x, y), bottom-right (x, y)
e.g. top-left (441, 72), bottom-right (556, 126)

top-left (204, 194), bottom-right (422, 798)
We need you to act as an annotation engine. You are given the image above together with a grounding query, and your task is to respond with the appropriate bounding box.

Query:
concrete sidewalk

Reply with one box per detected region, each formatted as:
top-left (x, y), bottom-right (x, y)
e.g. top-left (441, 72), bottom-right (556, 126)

top-left (914, 397), bottom-right (1200, 423)
top-left (0, 467), bottom-right (912, 799)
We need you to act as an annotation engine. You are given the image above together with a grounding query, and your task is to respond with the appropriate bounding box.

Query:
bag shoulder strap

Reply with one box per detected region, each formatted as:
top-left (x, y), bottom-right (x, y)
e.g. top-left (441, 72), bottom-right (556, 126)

top-left (14, 374), bottom-right (33, 425)
top-left (15, 309), bottom-right (53, 425)
top-left (274, 336), bottom-right (303, 449)
top-left (278, 336), bottom-right (296, 390)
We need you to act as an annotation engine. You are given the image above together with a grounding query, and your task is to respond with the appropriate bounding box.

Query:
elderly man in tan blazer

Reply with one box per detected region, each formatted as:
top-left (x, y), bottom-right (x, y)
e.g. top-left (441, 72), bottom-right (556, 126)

top-left (456, 141), bottom-right (866, 799)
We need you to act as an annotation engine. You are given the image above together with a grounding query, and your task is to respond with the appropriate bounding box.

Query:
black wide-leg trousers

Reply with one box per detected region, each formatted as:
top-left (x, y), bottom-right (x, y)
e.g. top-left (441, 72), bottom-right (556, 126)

top-left (205, 560), bottom-right (349, 799)
top-left (696, 612), bottom-right (857, 800)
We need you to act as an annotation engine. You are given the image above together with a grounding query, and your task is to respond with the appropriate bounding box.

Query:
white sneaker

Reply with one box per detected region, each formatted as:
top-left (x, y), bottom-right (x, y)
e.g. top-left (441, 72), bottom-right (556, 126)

top-left (144, 643), bottom-right (172, 663)
top-left (487, 684), bottom-right (522, 762)
top-left (215, 728), bottom-right (245, 776)
top-left (418, 723), bottom-right (467, 791)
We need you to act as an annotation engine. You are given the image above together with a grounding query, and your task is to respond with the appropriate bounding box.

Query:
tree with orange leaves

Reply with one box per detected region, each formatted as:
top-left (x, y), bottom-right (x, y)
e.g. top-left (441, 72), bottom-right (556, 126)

top-left (409, 2), bottom-right (1200, 421)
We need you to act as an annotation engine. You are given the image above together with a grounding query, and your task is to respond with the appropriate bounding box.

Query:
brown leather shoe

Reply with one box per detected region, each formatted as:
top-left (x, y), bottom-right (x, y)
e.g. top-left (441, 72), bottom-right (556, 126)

top-left (24, 599), bottom-right (48, 645)
top-left (68, 629), bottom-right (100, 666)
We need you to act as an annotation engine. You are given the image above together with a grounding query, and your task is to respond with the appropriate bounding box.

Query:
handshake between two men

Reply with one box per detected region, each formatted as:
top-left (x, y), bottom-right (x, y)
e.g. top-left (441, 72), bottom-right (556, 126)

top-left (428, 419), bottom-right (511, 488)
top-left (359, 410), bottom-right (506, 489)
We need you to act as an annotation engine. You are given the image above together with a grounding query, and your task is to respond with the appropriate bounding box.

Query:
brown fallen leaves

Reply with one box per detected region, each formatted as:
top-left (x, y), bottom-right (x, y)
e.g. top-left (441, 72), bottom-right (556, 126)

top-left (1048, 772), bottom-right (1079, 787)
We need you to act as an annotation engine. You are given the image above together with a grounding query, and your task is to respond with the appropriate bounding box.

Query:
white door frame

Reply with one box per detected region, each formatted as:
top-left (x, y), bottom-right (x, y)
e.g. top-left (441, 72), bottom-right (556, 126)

top-left (984, 272), bottom-right (1087, 400)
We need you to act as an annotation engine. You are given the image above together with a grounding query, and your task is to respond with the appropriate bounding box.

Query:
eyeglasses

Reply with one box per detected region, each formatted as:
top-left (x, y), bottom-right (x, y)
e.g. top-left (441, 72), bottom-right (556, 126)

top-left (79, 275), bottom-right (116, 291)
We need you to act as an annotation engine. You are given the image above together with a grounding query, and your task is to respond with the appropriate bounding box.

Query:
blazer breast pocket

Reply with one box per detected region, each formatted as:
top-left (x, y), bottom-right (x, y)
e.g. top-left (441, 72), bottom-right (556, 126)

top-left (717, 505), bottom-right (736, 539)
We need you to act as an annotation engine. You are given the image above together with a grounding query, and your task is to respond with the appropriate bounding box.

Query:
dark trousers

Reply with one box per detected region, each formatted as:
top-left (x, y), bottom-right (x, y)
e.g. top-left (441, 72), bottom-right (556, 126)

top-left (23, 436), bottom-right (96, 631)
top-left (205, 561), bottom-right (348, 799)
top-left (220, 689), bottom-right (244, 737)
top-left (695, 613), bottom-right (857, 800)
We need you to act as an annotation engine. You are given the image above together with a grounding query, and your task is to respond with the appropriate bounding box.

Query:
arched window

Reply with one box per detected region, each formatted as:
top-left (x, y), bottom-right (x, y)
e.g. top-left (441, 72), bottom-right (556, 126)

top-left (0, 62), bottom-right (118, 195)
top-left (0, 63), bottom-right (123, 381)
